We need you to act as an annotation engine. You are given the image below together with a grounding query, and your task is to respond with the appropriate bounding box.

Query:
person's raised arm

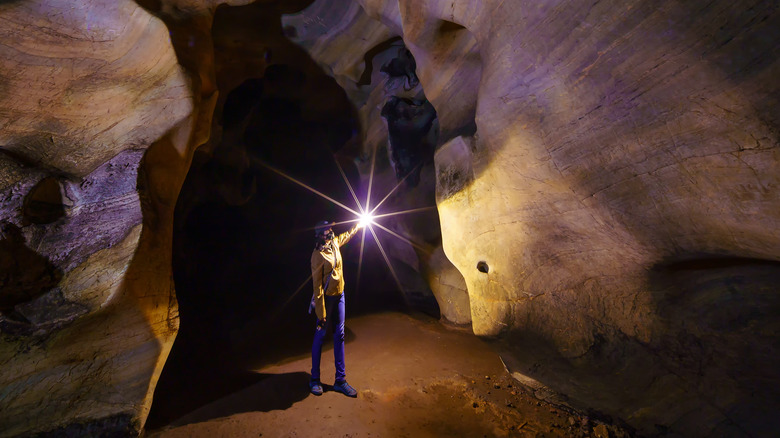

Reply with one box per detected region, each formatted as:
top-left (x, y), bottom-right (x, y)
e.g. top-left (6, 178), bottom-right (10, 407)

top-left (337, 223), bottom-right (361, 247)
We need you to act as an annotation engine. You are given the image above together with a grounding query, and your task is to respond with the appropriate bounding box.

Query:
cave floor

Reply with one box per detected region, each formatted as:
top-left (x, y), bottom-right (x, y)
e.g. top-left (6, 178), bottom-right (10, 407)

top-left (147, 312), bottom-right (609, 438)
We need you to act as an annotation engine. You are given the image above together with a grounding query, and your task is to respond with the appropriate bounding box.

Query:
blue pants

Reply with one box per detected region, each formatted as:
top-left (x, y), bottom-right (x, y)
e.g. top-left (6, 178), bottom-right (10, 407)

top-left (311, 293), bottom-right (346, 383)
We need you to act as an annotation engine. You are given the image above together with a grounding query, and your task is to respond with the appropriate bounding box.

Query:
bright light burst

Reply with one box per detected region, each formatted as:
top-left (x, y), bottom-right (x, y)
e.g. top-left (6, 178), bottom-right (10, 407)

top-left (258, 146), bottom-right (435, 311)
top-left (358, 211), bottom-right (375, 228)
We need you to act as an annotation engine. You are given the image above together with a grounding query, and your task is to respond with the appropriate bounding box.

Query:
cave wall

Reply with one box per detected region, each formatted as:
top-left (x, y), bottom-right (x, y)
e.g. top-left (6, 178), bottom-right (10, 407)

top-left (282, 0), bottom-right (780, 436)
top-left (0, 0), bottom-right (252, 435)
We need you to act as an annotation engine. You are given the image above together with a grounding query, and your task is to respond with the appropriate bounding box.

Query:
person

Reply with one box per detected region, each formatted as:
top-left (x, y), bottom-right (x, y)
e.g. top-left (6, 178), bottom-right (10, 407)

top-left (309, 219), bottom-right (362, 397)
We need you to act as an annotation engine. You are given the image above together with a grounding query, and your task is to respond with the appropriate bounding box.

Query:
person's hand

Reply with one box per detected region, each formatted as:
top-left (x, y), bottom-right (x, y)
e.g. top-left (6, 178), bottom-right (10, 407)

top-left (317, 318), bottom-right (327, 329)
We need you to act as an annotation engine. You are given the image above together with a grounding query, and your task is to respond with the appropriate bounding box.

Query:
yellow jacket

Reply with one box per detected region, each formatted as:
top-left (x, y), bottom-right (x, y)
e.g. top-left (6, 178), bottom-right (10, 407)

top-left (311, 225), bottom-right (359, 320)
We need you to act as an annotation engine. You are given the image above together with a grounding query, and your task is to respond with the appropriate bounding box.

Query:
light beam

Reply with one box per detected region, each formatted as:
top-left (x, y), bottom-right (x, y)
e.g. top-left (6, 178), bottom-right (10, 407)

top-left (260, 150), bottom-right (435, 312)
top-left (369, 226), bottom-right (405, 296)
top-left (372, 206), bottom-right (436, 220)
top-left (358, 211), bottom-right (375, 228)
top-left (257, 160), bottom-right (360, 217)
top-left (369, 162), bottom-right (423, 214)
top-left (333, 156), bottom-right (364, 213)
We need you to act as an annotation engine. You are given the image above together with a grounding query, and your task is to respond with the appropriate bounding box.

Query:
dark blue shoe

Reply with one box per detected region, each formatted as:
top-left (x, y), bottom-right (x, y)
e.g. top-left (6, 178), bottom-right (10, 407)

top-left (309, 380), bottom-right (323, 396)
top-left (333, 380), bottom-right (357, 398)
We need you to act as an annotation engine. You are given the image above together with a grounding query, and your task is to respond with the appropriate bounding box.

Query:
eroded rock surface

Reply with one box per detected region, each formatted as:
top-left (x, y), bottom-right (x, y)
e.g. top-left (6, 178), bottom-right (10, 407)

top-left (0, 0), bottom-right (222, 434)
top-left (284, 0), bottom-right (780, 435)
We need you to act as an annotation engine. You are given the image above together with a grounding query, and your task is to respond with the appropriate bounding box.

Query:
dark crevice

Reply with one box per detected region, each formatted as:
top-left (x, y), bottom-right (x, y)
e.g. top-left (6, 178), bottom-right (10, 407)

top-left (0, 147), bottom-right (37, 169)
top-left (436, 19), bottom-right (467, 34)
top-left (0, 222), bottom-right (64, 323)
top-left (379, 45), bottom-right (419, 90)
top-left (0, 222), bottom-right (63, 311)
top-left (221, 78), bottom-right (264, 129)
top-left (23, 177), bottom-right (65, 225)
top-left (356, 36), bottom-right (403, 86)
top-left (381, 97), bottom-right (438, 187)
top-left (439, 119), bottom-right (478, 147)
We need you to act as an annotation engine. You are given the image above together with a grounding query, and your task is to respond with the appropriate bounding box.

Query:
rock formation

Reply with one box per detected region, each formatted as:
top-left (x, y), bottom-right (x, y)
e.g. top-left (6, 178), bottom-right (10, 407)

top-left (284, 0), bottom-right (779, 435)
top-left (0, 0), bottom-right (248, 435)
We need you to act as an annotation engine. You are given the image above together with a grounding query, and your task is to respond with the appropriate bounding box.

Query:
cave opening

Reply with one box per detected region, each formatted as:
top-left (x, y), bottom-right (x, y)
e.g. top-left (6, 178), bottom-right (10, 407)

top-left (146, 3), bottom-right (441, 427)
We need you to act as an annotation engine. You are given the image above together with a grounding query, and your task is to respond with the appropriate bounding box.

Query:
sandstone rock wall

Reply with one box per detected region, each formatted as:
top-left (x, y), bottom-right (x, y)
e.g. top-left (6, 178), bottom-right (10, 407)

top-left (285, 0), bottom-right (780, 435)
top-left (0, 0), bottom-right (247, 434)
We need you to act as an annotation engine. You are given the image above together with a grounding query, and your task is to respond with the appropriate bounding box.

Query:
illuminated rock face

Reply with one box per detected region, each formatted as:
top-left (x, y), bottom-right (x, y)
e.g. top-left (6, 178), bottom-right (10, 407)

top-left (0, 0), bottom-right (230, 434)
top-left (287, 0), bottom-right (780, 435)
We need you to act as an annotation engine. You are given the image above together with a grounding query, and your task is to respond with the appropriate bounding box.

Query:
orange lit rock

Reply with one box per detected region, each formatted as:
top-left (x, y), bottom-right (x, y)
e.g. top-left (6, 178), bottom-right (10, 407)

top-left (0, 0), bottom-right (220, 434)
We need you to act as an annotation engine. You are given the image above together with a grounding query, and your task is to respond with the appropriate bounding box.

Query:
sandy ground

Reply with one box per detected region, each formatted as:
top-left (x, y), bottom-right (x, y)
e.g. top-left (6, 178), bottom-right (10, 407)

top-left (147, 312), bottom-right (626, 438)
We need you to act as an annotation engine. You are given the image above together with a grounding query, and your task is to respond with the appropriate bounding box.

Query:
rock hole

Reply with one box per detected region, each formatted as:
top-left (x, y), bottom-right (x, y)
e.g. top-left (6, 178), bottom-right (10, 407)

top-left (380, 45), bottom-right (419, 90)
top-left (356, 36), bottom-right (403, 86)
top-left (477, 261), bottom-right (489, 273)
top-left (23, 177), bottom-right (65, 224)
top-left (0, 222), bottom-right (63, 318)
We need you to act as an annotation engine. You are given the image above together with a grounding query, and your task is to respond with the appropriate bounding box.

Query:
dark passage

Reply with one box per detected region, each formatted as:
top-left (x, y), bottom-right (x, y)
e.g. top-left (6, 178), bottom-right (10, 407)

top-left (147, 3), bottom-right (418, 427)
top-left (380, 96), bottom-right (438, 188)
top-left (0, 222), bottom-right (63, 326)
top-left (379, 46), bottom-right (419, 90)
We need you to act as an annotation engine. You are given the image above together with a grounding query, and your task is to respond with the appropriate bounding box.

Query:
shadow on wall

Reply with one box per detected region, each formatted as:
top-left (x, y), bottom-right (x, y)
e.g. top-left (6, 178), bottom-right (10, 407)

top-left (497, 255), bottom-right (780, 437)
top-left (0, 222), bottom-right (64, 329)
top-left (645, 255), bottom-right (780, 436)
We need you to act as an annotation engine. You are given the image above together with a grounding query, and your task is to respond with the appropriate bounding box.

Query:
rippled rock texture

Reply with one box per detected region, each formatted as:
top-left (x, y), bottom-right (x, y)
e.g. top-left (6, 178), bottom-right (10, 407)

top-left (284, 0), bottom-right (779, 436)
top-left (0, 0), bottom-right (251, 435)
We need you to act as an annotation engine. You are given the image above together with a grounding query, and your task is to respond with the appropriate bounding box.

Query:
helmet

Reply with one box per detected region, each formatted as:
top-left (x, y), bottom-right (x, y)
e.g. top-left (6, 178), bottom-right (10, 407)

top-left (314, 220), bottom-right (335, 237)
